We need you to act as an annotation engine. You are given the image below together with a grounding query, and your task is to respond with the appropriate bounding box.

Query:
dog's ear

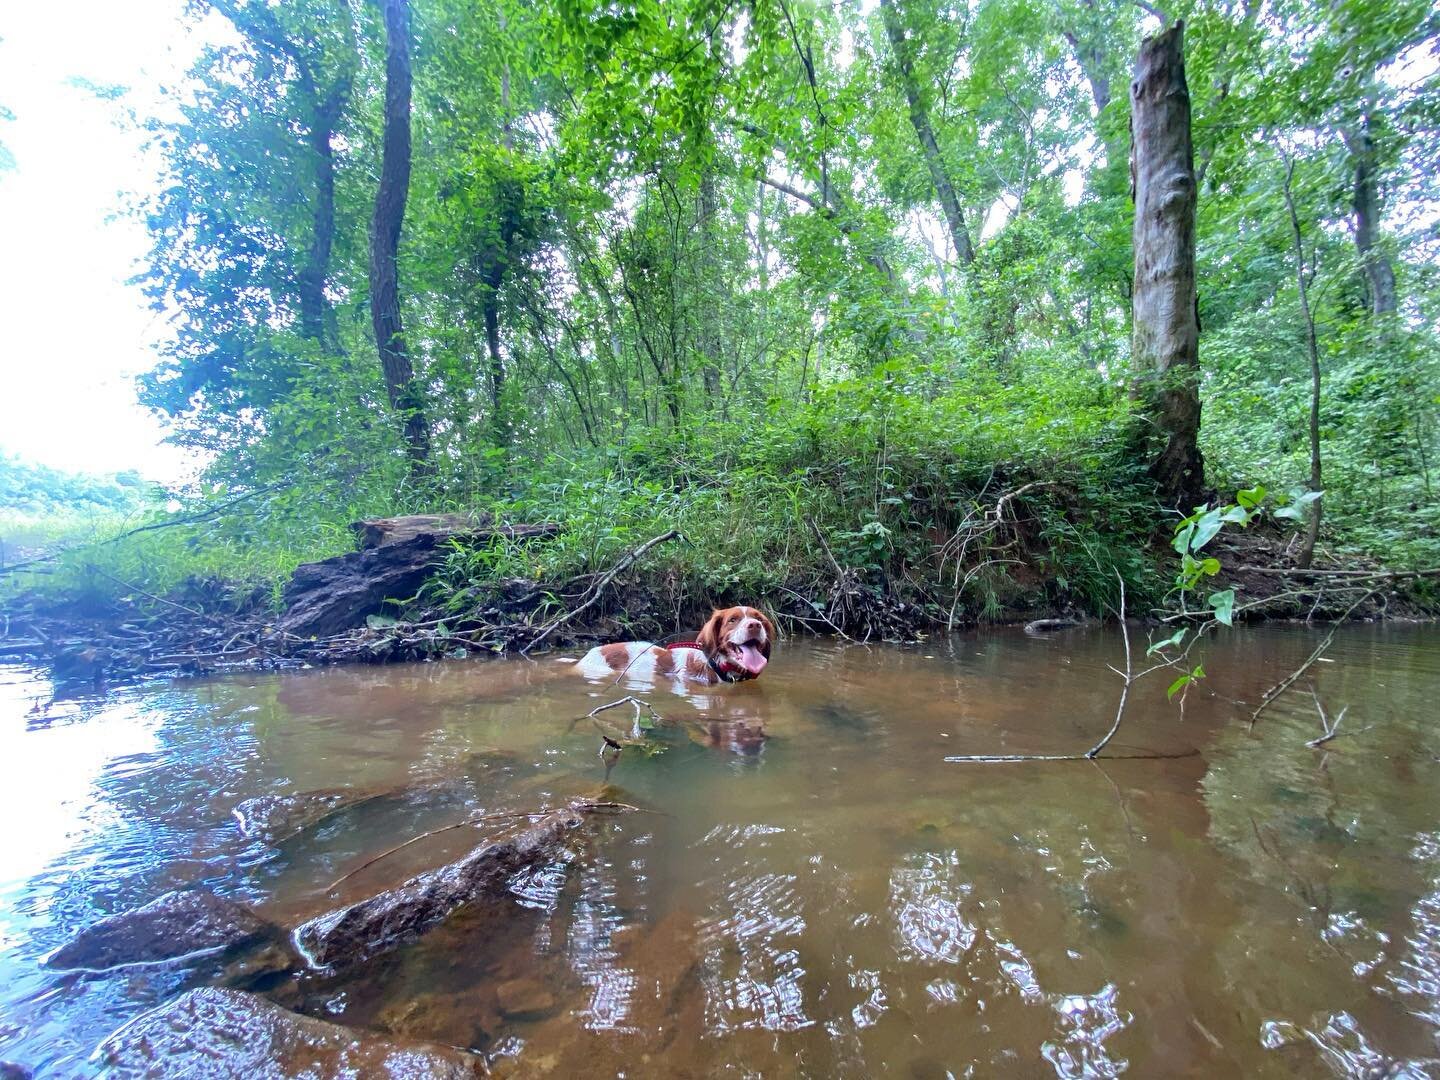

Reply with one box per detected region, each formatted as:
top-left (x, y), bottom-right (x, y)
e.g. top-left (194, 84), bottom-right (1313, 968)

top-left (756, 611), bottom-right (777, 658)
top-left (696, 609), bottom-right (725, 657)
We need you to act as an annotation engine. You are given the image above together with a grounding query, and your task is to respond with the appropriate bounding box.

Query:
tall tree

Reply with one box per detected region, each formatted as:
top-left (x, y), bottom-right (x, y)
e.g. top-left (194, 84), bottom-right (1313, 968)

top-left (371, 0), bottom-right (432, 475)
top-left (1279, 153), bottom-right (1324, 568)
top-left (879, 0), bottom-right (974, 265)
top-left (207, 0), bottom-right (357, 347)
top-left (1130, 22), bottom-right (1204, 505)
top-left (1342, 113), bottom-right (1398, 316)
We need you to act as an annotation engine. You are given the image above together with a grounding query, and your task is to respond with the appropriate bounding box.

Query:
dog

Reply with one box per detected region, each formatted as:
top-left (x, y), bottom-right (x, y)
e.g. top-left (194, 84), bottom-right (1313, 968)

top-left (573, 606), bottom-right (776, 686)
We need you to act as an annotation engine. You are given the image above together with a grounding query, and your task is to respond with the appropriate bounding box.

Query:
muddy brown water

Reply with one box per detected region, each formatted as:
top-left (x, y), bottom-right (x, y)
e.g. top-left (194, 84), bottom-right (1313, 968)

top-left (1, 625), bottom-right (1438, 1077)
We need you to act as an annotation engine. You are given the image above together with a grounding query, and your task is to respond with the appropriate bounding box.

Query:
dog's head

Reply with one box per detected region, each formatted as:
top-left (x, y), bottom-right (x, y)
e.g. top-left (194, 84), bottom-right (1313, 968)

top-left (695, 606), bottom-right (776, 680)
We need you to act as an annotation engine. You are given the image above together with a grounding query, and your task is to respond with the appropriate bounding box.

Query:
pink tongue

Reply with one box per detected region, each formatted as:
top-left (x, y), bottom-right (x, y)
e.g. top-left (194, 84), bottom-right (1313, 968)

top-left (737, 644), bottom-right (768, 676)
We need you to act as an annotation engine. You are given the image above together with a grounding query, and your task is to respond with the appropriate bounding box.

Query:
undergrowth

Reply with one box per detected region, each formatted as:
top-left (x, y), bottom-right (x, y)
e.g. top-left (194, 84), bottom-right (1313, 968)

top-left (6, 368), bottom-right (1342, 632)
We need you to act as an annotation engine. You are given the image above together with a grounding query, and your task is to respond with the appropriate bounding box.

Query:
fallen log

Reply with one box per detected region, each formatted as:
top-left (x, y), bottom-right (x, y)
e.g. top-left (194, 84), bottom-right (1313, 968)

top-left (351, 512), bottom-right (559, 550)
top-left (279, 516), bottom-right (562, 639)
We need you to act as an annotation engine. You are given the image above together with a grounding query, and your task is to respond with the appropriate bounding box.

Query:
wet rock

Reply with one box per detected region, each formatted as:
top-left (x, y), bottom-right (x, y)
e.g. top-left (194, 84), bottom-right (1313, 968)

top-left (96, 987), bottom-right (485, 1078)
top-left (50, 645), bottom-right (108, 682)
top-left (46, 890), bottom-right (275, 971)
top-left (495, 979), bottom-right (557, 1019)
top-left (232, 789), bottom-right (360, 843)
top-left (218, 939), bottom-right (302, 989)
top-left (377, 988), bottom-right (500, 1048)
top-left (294, 808), bottom-right (588, 970)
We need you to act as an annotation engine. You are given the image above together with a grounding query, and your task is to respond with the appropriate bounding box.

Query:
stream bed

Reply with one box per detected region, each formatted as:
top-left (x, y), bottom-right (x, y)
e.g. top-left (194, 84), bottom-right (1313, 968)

top-left (1, 624), bottom-right (1438, 1077)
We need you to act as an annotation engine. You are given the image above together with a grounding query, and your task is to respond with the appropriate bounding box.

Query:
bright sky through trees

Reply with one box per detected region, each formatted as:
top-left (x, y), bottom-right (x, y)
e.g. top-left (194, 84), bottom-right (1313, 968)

top-left (0, 0), bottom-right (208, 482)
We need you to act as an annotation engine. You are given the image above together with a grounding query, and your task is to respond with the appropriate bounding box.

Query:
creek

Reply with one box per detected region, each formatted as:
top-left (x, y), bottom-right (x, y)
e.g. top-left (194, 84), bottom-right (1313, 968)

top-left (1, 624), bottom-right (1437, 1076)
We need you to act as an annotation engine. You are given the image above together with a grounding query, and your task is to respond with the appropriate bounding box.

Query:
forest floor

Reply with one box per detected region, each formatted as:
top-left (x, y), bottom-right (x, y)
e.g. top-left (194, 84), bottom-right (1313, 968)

top-left (2, 515), bottom-right (1433, 690)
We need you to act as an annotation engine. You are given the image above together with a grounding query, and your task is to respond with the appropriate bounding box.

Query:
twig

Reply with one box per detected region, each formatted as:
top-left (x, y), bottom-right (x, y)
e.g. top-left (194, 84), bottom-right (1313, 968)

top-left (323, 820), bottom-right (477, 893)
top-left (949, 574), bottom-right (1167, 763)
top-left (988, 480), bottom-right (1057, 522)
top-left (322, 798), bottom-right (645, 893)
top-left (774, 583), bottom-right (853, 641)
top-left (0, 484), bottom-right (284, 578)
top-left (521, 530), bottom-right (681, 655)
top-left (1083, 577), bottom-right (1132, 759)
top-left (805, 515), bottom-right (846, 580)
top-left (83, 564), bottom-right (205, 617)
top-left (1249, 590), bottom-right (1376, 730)
top-left (1305, 690), bottom-right (1348, 749)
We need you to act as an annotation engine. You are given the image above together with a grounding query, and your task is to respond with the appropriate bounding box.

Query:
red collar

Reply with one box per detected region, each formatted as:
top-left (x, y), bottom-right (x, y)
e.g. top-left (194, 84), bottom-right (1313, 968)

top-left (664, 641), bottom-right (748, 683)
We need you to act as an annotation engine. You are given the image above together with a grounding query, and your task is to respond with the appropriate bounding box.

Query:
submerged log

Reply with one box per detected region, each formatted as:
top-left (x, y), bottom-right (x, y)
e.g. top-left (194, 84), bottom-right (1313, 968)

top-left (46, 890), bottom-right (276, 971)
top-left (293, 808), bottom-right (588, 970)
top-left (279, 515), bottom-right (561, 639)
top-left (97, 987), bottom-right (484, 1079)
top-left (233, 789), bottom-right (366, 843)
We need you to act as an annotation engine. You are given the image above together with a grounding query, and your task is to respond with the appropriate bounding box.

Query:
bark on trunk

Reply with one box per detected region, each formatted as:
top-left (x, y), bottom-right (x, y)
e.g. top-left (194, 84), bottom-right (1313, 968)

top-left (1130, 23), bottom-right (1204, 506)
top-left (698, 169), bottom-right (723, 400)
top-left (298, 95), bottom-right (344, 345)
top-left (880, 0), bottom-right (974, 265)
top-left (370, 0), bottom-right (432, 475)
top-left (1282, 159), bottom-right (1324, 569)
top-left (483, 295), bottom-right (508, 446)
top-left (1343, 118), bottom-right (1398, 316)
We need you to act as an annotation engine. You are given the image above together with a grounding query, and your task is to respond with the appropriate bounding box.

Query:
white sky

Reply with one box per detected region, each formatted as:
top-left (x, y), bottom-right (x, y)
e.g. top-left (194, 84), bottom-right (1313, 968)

top-left (0, 0), bottom-right (204, 485)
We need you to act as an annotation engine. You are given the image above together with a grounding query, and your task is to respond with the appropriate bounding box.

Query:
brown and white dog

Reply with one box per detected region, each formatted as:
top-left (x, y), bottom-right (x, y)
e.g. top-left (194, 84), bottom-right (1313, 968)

top-left (574, 606), bottom-right (776, 686)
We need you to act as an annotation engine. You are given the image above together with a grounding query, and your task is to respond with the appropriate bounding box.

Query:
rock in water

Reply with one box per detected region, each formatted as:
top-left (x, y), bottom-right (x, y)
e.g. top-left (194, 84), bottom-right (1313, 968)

top-left (46, 891), bottom-right (274, 971)
top-left (495, 978), bottom-right (557, 1019)
top-left (96, 987), bottom-right (484, 1079)
top-left (232, 789), bottom-right (360, 843)
top-left (294, 809), bottom-right (586, 970)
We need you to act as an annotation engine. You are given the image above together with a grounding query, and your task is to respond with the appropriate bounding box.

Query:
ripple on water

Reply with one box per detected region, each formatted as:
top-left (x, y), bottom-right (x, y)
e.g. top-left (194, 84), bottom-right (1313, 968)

top-left (889, 850), bottom-right (977, 965)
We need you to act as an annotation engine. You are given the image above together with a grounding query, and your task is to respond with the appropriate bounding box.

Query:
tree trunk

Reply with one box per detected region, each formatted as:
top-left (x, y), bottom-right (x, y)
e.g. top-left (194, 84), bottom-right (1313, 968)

top-left (698, 169), bottom-right (723, 401)
top-left (1281, 158), bottom-right (1323, 569)
top-left (370, 0), bottom-right (432, 476)
top-left (880, 0), bottom-right (974, 265)
top-left (1343, 117), bottom-right (1397, 316)
top-left (483, 294), bottom-right (508, 446)
top-left (298, 95), bottom-right (344, 346)
top-left (1130, 23), bottom-right (1204, 506)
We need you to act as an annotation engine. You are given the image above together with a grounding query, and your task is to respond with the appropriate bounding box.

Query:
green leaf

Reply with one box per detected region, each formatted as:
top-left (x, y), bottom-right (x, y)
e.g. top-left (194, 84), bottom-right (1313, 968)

top-left (1172, 521), bottom-right (1196, 554)
top-left (1167, 673), bottom-right (1193, 700)
top-left (1191, 508), bottom-right (1224, 550)
top-left (1221, 506), bottom-right (1251, 524)
top-left (366, 613), bottom-right (400, 629)
top-left (1236, 485), bottom-right (1266, 509)
top-left (1274, 506), bottom-right (1305, 521)
top-left (1208, 589), bottom-right (1235, 626)
top-left (1148, 628), bottom-right (1187, 655)
top-left (1199, 557), bottom-right (1222, 576)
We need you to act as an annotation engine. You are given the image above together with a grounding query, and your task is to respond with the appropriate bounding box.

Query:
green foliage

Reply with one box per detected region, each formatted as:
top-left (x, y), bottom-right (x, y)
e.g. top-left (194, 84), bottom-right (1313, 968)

top-left (0, 455), bottom-right (155, 519)
top-left (56, 0), bottom-right (1434, 615)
